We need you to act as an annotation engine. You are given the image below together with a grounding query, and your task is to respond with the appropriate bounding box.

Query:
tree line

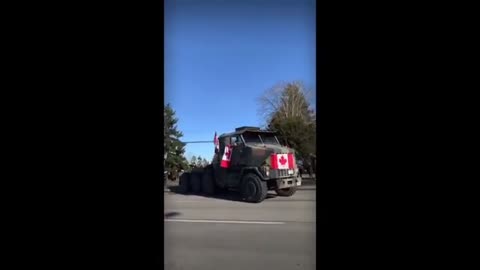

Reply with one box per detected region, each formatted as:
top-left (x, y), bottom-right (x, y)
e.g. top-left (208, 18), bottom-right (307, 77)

top-left (189, 156), bottom-right (210, 168)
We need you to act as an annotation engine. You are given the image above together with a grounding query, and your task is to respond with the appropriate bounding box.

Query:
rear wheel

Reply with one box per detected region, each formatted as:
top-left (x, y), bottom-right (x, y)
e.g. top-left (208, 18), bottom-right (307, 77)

top-left (275, 187), bottom-right (297, 197)
top-left (201, 166), bottom-right (215, 195)
top-left (190, 172), bottom-right (202, 194)
top-left (178, 173), bottom-right (190, 194)
top-left (241, 173), bottom-right (268, 203)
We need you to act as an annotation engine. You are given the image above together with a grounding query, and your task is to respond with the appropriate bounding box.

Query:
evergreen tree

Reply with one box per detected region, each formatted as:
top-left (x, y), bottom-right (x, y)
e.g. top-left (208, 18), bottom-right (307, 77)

top-left (196, 156), bottom-right (203, 167)
top-left (190, 155), bottom-right (197, 168)
top-left (164, 104), bottom-right (188, 176)
top-left (202, 158), bottom-right (209, 167)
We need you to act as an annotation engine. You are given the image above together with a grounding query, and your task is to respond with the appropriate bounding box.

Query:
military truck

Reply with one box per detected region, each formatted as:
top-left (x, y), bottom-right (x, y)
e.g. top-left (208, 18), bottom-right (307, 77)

top-left (178, 126), bottom-right (302, 203)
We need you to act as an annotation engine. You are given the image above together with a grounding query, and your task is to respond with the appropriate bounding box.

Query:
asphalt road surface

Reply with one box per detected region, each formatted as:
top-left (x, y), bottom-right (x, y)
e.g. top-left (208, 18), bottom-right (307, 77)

top-left (164, 190), bottom-right (316, 270)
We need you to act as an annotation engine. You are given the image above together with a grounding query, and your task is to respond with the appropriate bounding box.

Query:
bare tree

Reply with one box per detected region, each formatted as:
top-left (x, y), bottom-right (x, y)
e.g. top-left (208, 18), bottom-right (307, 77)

top-left (258, 81), bottom-right (315, 126)
top-left (257, 81), bottom-right (316, 161)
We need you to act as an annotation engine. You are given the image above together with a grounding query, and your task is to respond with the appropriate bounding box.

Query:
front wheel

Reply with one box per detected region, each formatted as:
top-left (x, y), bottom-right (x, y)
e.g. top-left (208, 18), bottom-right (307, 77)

top-left (241, 173), bottom-right (268, 203)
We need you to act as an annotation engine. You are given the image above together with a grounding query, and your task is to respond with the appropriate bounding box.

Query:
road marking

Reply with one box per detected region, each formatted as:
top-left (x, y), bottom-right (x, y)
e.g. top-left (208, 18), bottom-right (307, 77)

top-left (164, 219), bottom-right (285, 225)
top-left (168, 198), bottom-right (216, 204)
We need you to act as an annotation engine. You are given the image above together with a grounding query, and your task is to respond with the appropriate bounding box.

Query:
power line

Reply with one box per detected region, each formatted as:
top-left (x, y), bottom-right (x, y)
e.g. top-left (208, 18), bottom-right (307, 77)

top-left (182, 141), bottom-right (213, 144)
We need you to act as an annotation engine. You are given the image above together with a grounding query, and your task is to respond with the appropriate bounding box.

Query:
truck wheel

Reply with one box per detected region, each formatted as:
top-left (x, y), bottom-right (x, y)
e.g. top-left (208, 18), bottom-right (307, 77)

top-left (190, 172), bottom-right (202, 194)
top-left (275, 187), bottom-right (297, 197)
top-left (178, 173), bottom-right (190, 193)
top-left (241, 173), bottom-right (268, 203)
top-left (201, 166), bottom-right (215, 195)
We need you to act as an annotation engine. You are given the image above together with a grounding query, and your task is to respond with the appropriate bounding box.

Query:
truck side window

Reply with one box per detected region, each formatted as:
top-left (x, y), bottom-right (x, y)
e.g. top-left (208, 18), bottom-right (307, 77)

top-left (232, 136), bottom-right (243, 145)
top-left (222, 137), bottom-right (231, 146)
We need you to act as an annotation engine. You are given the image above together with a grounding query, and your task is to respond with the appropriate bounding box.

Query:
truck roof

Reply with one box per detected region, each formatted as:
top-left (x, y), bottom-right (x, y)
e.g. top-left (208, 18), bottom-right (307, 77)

top-left (219, 126), bottom-right (276, 138)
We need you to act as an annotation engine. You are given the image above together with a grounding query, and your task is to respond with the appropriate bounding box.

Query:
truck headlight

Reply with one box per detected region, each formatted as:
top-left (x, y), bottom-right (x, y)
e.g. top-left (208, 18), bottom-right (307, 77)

top-left (262, 166), bottom-right (270, 177)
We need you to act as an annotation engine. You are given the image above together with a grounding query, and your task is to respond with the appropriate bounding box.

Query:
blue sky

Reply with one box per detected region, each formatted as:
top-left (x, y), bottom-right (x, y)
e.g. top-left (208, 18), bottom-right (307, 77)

top-left (165, 0), bottom-right (316, 161)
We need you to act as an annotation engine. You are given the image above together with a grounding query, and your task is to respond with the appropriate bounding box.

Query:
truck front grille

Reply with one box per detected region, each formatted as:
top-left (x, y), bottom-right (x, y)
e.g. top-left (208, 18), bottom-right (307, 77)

top-left (270, 169), bottom-right (291, 178)
top-left (277, 169), bottom-right (288, 177)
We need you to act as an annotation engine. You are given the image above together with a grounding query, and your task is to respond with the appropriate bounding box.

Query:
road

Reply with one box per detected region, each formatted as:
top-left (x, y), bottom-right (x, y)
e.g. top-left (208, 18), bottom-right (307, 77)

top-left (164, 189), bottom-right (316, 270)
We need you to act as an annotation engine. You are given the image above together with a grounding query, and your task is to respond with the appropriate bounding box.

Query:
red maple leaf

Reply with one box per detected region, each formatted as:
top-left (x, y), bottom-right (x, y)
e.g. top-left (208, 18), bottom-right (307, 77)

top-left (279, 155), bottom-right (287, 165)
top-left (225, 147), bottom-right (232, 159)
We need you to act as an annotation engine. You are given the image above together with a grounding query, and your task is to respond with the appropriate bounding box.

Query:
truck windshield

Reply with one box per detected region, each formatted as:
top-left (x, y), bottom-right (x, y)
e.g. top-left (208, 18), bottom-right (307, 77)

top-left (243, 132), bottom-right (279, 145)
top-left (260, 134), bottom-right (280, 145)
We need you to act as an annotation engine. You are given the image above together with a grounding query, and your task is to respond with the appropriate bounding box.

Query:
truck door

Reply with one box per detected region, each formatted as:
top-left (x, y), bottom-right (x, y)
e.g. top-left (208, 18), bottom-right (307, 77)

top-left (229, 135), bottom-right (243, 168)
top-left (214, 136), bottom-right (229, 188)
top-left (227, 135), bottom-right (243, 186)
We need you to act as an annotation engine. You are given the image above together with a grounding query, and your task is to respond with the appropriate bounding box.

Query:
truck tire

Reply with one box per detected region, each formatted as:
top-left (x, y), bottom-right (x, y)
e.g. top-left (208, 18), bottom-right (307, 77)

top-left (201, 166), bottom-right (215, 195)
top-left (275, 187), bottom-right (297, 197)
top-left (178, 172), bottom-right (190, 194)
top-left (241, 173), bottom-right (268, 203)
top-left (190, 172), bottom-right (202, 194)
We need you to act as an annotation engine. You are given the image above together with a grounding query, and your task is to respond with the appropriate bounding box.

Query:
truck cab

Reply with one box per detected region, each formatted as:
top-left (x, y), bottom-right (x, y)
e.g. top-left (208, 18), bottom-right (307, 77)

top-left (179, 126), bottom-right (302, 202)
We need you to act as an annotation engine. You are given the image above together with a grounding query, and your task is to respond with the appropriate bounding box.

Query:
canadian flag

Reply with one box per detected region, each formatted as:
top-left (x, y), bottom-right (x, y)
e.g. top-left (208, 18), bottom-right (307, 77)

top-left (213, 132), bottom-right (219, 152)
top-left (220, 145), bottom-right (233, 168)
top-left (271, 153), bottom-right (295, 170)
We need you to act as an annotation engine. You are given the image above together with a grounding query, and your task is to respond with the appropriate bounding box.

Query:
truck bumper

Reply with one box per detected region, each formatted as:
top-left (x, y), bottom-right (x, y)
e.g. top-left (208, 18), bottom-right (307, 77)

top-left (276, 176), bottom-right (302, 189)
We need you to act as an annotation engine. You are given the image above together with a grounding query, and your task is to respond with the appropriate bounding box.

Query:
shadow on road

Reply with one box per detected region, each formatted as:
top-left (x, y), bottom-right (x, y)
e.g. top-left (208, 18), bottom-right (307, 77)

top-left (164, 211), bottom-right (182, 218)
top-left (167, 186), bottom-right (280, 203)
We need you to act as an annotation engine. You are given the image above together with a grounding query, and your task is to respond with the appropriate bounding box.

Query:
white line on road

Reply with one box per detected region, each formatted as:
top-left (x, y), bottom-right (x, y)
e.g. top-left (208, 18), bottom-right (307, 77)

top-left (165, 201), bottom-right (201, 203)
top-left (164, 219), bottom-right (285, 225)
